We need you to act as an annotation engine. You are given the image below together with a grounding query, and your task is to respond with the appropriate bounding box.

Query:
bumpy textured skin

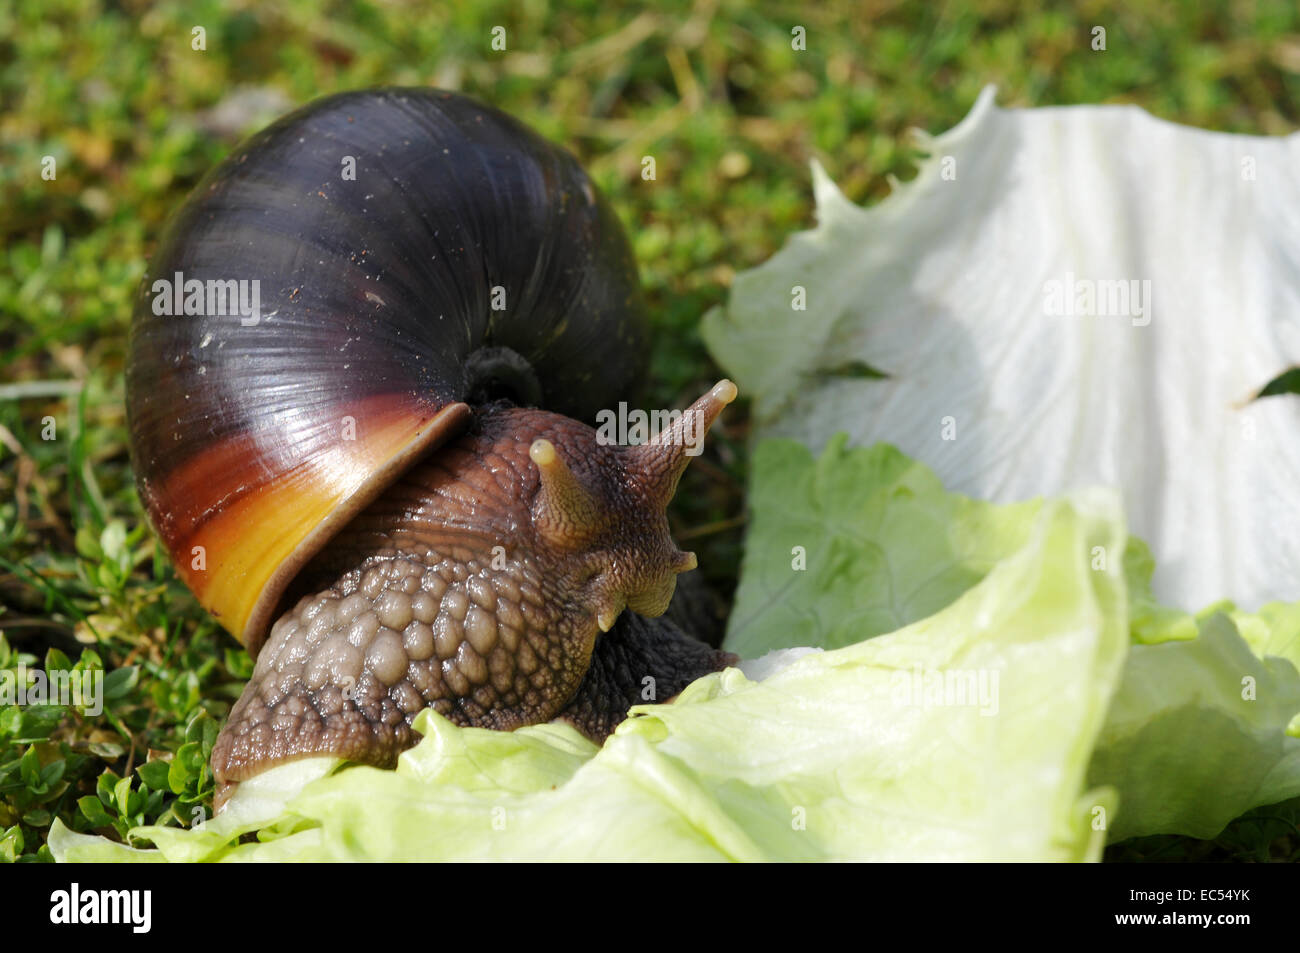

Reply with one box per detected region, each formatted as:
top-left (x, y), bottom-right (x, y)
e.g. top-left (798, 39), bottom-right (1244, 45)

top-left (212, 399), bottom-right (733, 787)
top-left (558, 613), bottom-right (737, 741)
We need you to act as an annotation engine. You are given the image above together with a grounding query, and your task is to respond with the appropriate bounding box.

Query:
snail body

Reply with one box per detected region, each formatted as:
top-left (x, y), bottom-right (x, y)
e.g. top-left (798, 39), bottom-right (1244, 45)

top-left (126, 89), bottom-right (735, 800)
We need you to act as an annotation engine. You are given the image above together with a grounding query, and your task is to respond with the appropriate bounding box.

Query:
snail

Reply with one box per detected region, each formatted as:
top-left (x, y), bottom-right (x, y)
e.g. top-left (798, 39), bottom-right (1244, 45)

top-left (125, 88), bottom-right (738, 807)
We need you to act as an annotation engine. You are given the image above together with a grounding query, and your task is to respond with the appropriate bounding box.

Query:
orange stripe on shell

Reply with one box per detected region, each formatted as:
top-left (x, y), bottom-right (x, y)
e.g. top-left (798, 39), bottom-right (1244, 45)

top-left (160, 398), bottom-right (472, 655)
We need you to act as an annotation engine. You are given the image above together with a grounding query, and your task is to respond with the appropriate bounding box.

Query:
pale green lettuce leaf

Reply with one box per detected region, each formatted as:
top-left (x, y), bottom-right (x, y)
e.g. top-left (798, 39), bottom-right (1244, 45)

top-left (1122, 538), bottom-right (1198, 645)
top-left (47, 820), bottom-right (164, 863)
top-left (1233, 602), bottom-right (1300, 663)
top-left (54, 483), bottom-right (1127, 862)
top-left (1122, 543), bottom-right (1300, 738)
top-left (722, 434), bottom-right (1039, 659)
top-left (49, 756), bottom-right (341, 864)
top-left (700, 89), bottom-right (1300, 842)
top-left (723, 435), bottom-right (1171, 661)
top-left (1230, 601), bottom-right (1300, 723)
top-left (1086, 613), bottom-right (1300, 840)
top-left (721, 434), bottom-right (1300, 842)
top-left (702, 86), bottom-right (1300, 613)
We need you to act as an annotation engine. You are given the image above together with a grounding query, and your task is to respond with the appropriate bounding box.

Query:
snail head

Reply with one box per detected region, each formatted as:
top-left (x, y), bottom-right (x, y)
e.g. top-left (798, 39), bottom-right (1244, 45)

top-left (528, 380), bottom-right (737, 632)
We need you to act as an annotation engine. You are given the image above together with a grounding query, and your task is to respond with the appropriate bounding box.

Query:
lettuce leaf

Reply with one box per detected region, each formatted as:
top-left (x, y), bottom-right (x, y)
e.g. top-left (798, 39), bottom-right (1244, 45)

top-left (702, 86), bottom-right (1300, 614)
top-left (722, 435), bottom-right (1039, 659)
top-left (698, 88), bottom-right (1300, 846)
top-left (1087, 613), bottom-right (1300, 841)
top-left (1123, 540), bottom-right (1300, 738)
top-left (721, 435), bottom-right (1300, 842)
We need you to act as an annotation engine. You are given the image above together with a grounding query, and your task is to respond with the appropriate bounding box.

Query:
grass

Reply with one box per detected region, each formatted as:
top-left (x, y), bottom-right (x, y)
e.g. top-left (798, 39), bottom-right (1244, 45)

top-left (2, 0), bottom-right (1299, 861)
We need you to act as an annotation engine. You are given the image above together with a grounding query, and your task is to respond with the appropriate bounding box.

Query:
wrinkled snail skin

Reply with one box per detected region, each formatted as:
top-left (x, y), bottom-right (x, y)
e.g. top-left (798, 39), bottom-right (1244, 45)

top-left (558, 608), bottom-right (736, 742)
top-left (123, 88), bottom-right (738, 805)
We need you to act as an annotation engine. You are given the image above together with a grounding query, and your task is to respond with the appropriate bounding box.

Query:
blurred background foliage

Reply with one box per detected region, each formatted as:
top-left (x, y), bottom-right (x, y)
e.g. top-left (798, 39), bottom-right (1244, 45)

top-left (1, 0), bottom-right (1299, 860)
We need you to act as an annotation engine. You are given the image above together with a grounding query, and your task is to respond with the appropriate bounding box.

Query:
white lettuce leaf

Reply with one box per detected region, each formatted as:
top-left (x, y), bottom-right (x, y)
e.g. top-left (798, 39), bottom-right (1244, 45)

top-left (703, 86), bottom-right (1300, 612)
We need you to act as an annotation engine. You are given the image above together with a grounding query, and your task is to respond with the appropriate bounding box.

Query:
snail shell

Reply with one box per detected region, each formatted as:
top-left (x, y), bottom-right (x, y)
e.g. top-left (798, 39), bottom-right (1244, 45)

top-left (127, 88), bottom-right (737, 795)
top-left (127, 88), bottom-right (647, 655)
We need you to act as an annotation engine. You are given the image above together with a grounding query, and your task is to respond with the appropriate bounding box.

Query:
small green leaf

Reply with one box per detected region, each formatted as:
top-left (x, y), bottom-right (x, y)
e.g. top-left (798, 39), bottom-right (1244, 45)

top-left (74, 525), bottom-right (102, 561)
top-left (1256, 367), bottom-right (1300, 399)
top-left (102, 665), bottom-right (138, 700)
top-left (78, 795), bottom-right (114, 828)
top-left (144, 789), bottom-right (165, 815)
top-left (96, 770), bottom-right (118, 808)
top-left (136, 759), bottom-right (172, 790)
top-left (225, 647), bottom-right (253, 679)
top-left (0, 825), bottom-right (23, 862)
top-left (99, 520), bottom-right (127, 562)
top-left (184, 710), bottom-right (218, 754)
top-left (96, 562), bottom-right (122, 591)
top-left (167, 747), bottom-right (199, 795)
top-left (113, 776), bottom-right (133, 817)
top-left (0, 707), bottom-right (20, 738)
top-left (44, 647), bottom-right (72, 673)
top-left (88, 741), bottom-right (125, 760)
top-left (39, 759), bottom-right (65, 787)
top-left (14, 705), bottom-right (65, 741)
top-left (19, 747), bottom-right (40, 787)
top-left (178, 741), bottom-right (205, 774)
top-left (75, 649), bottom-right (104, 673)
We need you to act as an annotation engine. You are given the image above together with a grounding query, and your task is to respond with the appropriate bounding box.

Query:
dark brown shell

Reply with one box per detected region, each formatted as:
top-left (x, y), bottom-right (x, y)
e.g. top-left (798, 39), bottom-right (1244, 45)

top-left (126, 88), bottom-right (648, 653)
